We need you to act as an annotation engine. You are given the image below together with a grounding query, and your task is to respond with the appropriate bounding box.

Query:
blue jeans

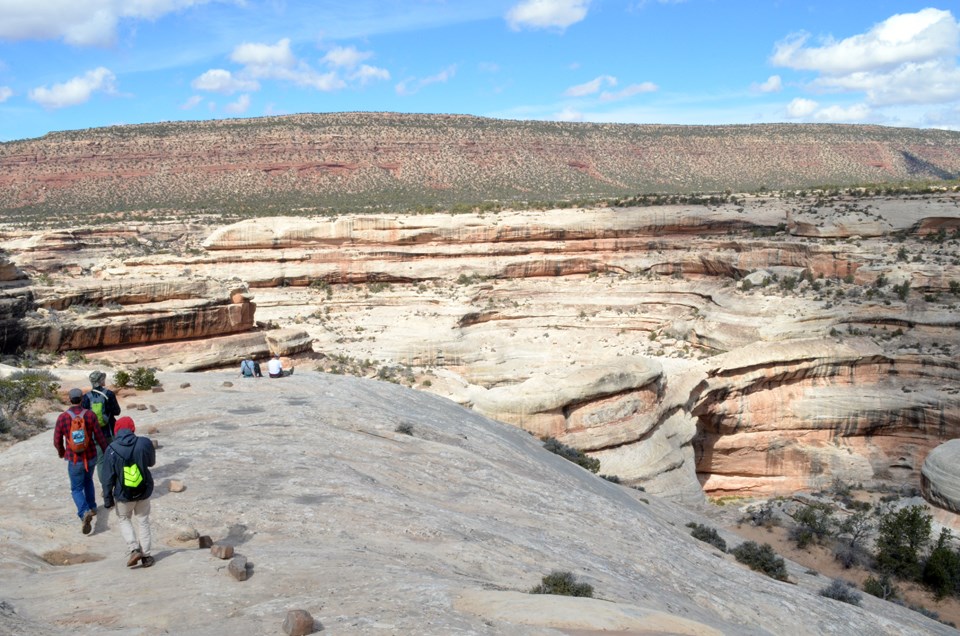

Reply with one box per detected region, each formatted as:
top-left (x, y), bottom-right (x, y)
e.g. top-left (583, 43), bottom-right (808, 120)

top-left (67, 459), bottom-right (97, 519)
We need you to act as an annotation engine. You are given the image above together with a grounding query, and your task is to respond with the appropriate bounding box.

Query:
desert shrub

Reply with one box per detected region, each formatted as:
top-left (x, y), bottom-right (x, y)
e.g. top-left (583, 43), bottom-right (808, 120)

top-left (790, 502), bottom-right (835, 549)
top-left (731, 541), bottom-right (788, 581)
top-left (394, 422), bottom-right (414, 436)
top-left (741, 502), bottom-right (779, 528)
top-left (922, 529), bottom-right (960, 599)
top-left (686, 522), bottom-right (727, 552)
top-left (529, 570), bottom-right (593, 597)
top-left (131, 367), bottom-right (159, 391)
top-left (819, 579), bottom-right (862, 606)
top-left (892, 281), bottom-right (911, 301)
top-left (542, 437), bottom-right (600, 473)
top-left (113, 370), bottom-right (131, 388)
top-left (875, 505), bottom-right (932, 580)
top-left (64, 350), bottom-right (86, 365)
top-left (600, 474), bottom-right (621, 484)
top-left (0, 369), bottom-right (60, 434)
top-left (863, 573), bottom-right (899, 600)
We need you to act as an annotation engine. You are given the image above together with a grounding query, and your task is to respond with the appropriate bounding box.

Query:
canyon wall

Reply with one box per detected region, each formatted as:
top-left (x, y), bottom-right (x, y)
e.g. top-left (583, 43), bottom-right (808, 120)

top-left (1, 193), bottom-right (958, 501)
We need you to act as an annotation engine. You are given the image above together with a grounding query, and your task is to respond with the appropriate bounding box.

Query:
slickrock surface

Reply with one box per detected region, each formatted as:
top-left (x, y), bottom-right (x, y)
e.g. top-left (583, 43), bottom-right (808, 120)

top-left (0, 367), bottom-right (954, 635)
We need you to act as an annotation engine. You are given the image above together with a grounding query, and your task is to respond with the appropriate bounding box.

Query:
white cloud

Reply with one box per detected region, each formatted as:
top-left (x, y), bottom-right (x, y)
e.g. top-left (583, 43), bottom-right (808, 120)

top-left (231, 38), bottom-right (297, 74)
top-left (28, 66), bottom-right (116, 109)
top-left (553, 107), bottom-right (583, 121)
top-left (564, 75), bottom-right (616, 97)
top-left (350, 64), bottom-right (390, 85)
top-left (813, 103), bottom-right (872, 123)
top-left (478, 62), bottom-right (500, 73)
top-left (191, 69), bottom-right (259, 94)
top-left (507, 0), bottom-right (590, 31)
top-left (815, 59), bottom-right (960, 105)
top-left (752, 75), bottom-right (782, 93)
top-left (0, 0), bottom-right (216, 46)
top-left (0, 86), bottom-right (11, 102)
top-left (772, 8), bottom-right (960, 115)
top-left (180, 95), bottom-right (203, 110)
top-left (395, 65), bottom-right (456, 96)
top-left (786, 97), bottom-right (818, 118)
top-left (224, 93), bottom-right (250, 114)
top-left (600, 82), bottom-right (657, 102)
top-left (772, 8), bottom-right (958, 75)
top-left (322, 46), bottom-right (372, 69)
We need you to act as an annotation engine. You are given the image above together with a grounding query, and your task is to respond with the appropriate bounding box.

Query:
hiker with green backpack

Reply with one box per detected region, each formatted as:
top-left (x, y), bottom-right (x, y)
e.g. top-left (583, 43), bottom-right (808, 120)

top-left (83, 370), bottom-right (122, 483)
top-left (101, 416), bottom-right (157, 568)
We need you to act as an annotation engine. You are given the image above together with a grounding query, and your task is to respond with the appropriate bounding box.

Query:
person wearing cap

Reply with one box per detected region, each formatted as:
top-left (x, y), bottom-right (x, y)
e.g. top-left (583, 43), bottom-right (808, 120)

top-left (54, 388), bottom-right (109, 535)
top-left (82, 370), bottom-right (122, 441)
top-left (100, 416), bottom-right (156, 568)
top-left (82, 370), bottom-right (122, 483)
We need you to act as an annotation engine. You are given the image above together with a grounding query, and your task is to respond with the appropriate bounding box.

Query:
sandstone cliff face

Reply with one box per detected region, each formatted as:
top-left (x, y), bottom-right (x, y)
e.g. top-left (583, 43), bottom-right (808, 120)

top-left (1, 192), bottom-right (958, 502)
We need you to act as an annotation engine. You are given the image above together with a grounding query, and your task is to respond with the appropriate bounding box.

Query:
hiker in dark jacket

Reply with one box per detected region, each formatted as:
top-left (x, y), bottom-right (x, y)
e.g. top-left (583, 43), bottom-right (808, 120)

top-left (54, 388), bottom-right (109, 535)
top-left (82, 370), bottom-right (122, 485)
top-left (101, 416), bottom-right (157, 568)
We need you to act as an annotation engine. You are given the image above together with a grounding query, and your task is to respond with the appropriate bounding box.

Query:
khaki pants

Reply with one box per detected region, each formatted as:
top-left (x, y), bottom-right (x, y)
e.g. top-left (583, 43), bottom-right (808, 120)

top-left (116, 499), bottom-right (152, 556)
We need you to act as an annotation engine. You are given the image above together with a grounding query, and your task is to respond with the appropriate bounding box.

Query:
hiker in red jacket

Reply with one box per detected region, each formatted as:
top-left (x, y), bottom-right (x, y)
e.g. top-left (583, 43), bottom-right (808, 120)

top-left (53, 388), bottom-right (109, 535)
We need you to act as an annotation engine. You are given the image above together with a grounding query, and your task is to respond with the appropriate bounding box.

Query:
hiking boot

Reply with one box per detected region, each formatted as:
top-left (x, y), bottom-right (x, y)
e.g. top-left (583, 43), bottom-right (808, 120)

top-left (140, 555), bottom-right (155, 568)
top-left (81, 510), bottom-right (94, 535)
top-left (126, 549), bottom-right (142, 567)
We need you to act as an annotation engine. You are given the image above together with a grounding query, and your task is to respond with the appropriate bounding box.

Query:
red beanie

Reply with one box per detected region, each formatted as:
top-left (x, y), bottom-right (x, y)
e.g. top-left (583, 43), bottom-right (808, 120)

top-left (114, 416), bottom-right (136, 435)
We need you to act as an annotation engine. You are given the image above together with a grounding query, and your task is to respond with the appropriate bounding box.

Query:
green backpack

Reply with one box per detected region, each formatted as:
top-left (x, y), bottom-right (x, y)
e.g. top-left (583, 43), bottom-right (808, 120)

top-left (87, 389), bottom-right (109, 430)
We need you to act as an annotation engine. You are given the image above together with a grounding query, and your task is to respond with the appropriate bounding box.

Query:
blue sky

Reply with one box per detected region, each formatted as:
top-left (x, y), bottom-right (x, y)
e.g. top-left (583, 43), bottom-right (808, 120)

top-left (1, 1), bottom-right (959, 142)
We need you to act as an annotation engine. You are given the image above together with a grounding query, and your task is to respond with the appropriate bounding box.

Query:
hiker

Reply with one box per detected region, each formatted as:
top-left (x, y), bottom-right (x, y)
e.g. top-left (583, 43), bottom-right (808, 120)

top-left (54, 388), bottom-right (109, 535)
top-left (82, 370), bottom-right (122, 483)
top-left (267, 354), bottom-right (293, 378)
top-left (101, 416), bottom-right (156, 568)
top-left (239, 358), bottom-right (262, 378)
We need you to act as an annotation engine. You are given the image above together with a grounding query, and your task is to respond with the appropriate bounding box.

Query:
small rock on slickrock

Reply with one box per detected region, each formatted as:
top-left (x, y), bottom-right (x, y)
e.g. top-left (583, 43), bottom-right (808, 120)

top-left (136, 404), bottom-right (148, 411)
top-left (228, 555), bottom-right (248, 581)
top-left (282, 609), bottom-right (315, 636)
top-left (198, 535), bottom-right (213, 549)
top-left (151, 386), bottom-right (165, 393)
top-left (168, 480), bottom-right (186, 493)
top-left (149, 405), bottom-right (158, 412)
top-left (222, 381), bottom-right (234, 387)
top-left (180, 382), bottom-right (191, 389)
top-left (175, 527), bottom-right (199, 542)
top-left (146, 426), bottom-right (159, 434)
top-left (211, 544), bottom-right (235, 559)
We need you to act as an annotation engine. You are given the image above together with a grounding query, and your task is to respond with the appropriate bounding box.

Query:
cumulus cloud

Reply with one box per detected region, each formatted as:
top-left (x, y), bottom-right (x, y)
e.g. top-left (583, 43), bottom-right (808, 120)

top-left (772, 8), bottom-right (958, 75)
top-left (0, 86), bottom-right (11, 102)
top-left (786, 97), bottom-right (818, 118)
top-left (785, 97), bottom-right (872, 123)
top-left (752, 75), bottom-right (782, 93)
top-left (0, 0), bottom-right (216, 46)
top-left (772, 8), bottom-right (960, 107)
top-left (180, 95), bottom-right (203, 110)
top-left (564, 75), bottom-right (616, 97)
top-left (600, 82), bottom-right (657, 101)
top-left (507, 0), bottom-right (590, 31)
top-left (322, 46), bottom-right (372, 69)
top-left (396, 65), bottom-right (456, 96)
top-left (191, 69), bottom-right (259, 94)
top-left (224, 93), bottom-right (250, 114)
top-left (193, 38), bottom-right (387, 96)
top-left (231, 38), bottom-right (297, 75)
top-left (813, 103), bottom-right (871, 123)
top-left (350, 64), bottom-right (390, 85)
top-left (553, 107), bottom-right (584, 121)
top-left (28, 66), bottom-right (116, 109)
